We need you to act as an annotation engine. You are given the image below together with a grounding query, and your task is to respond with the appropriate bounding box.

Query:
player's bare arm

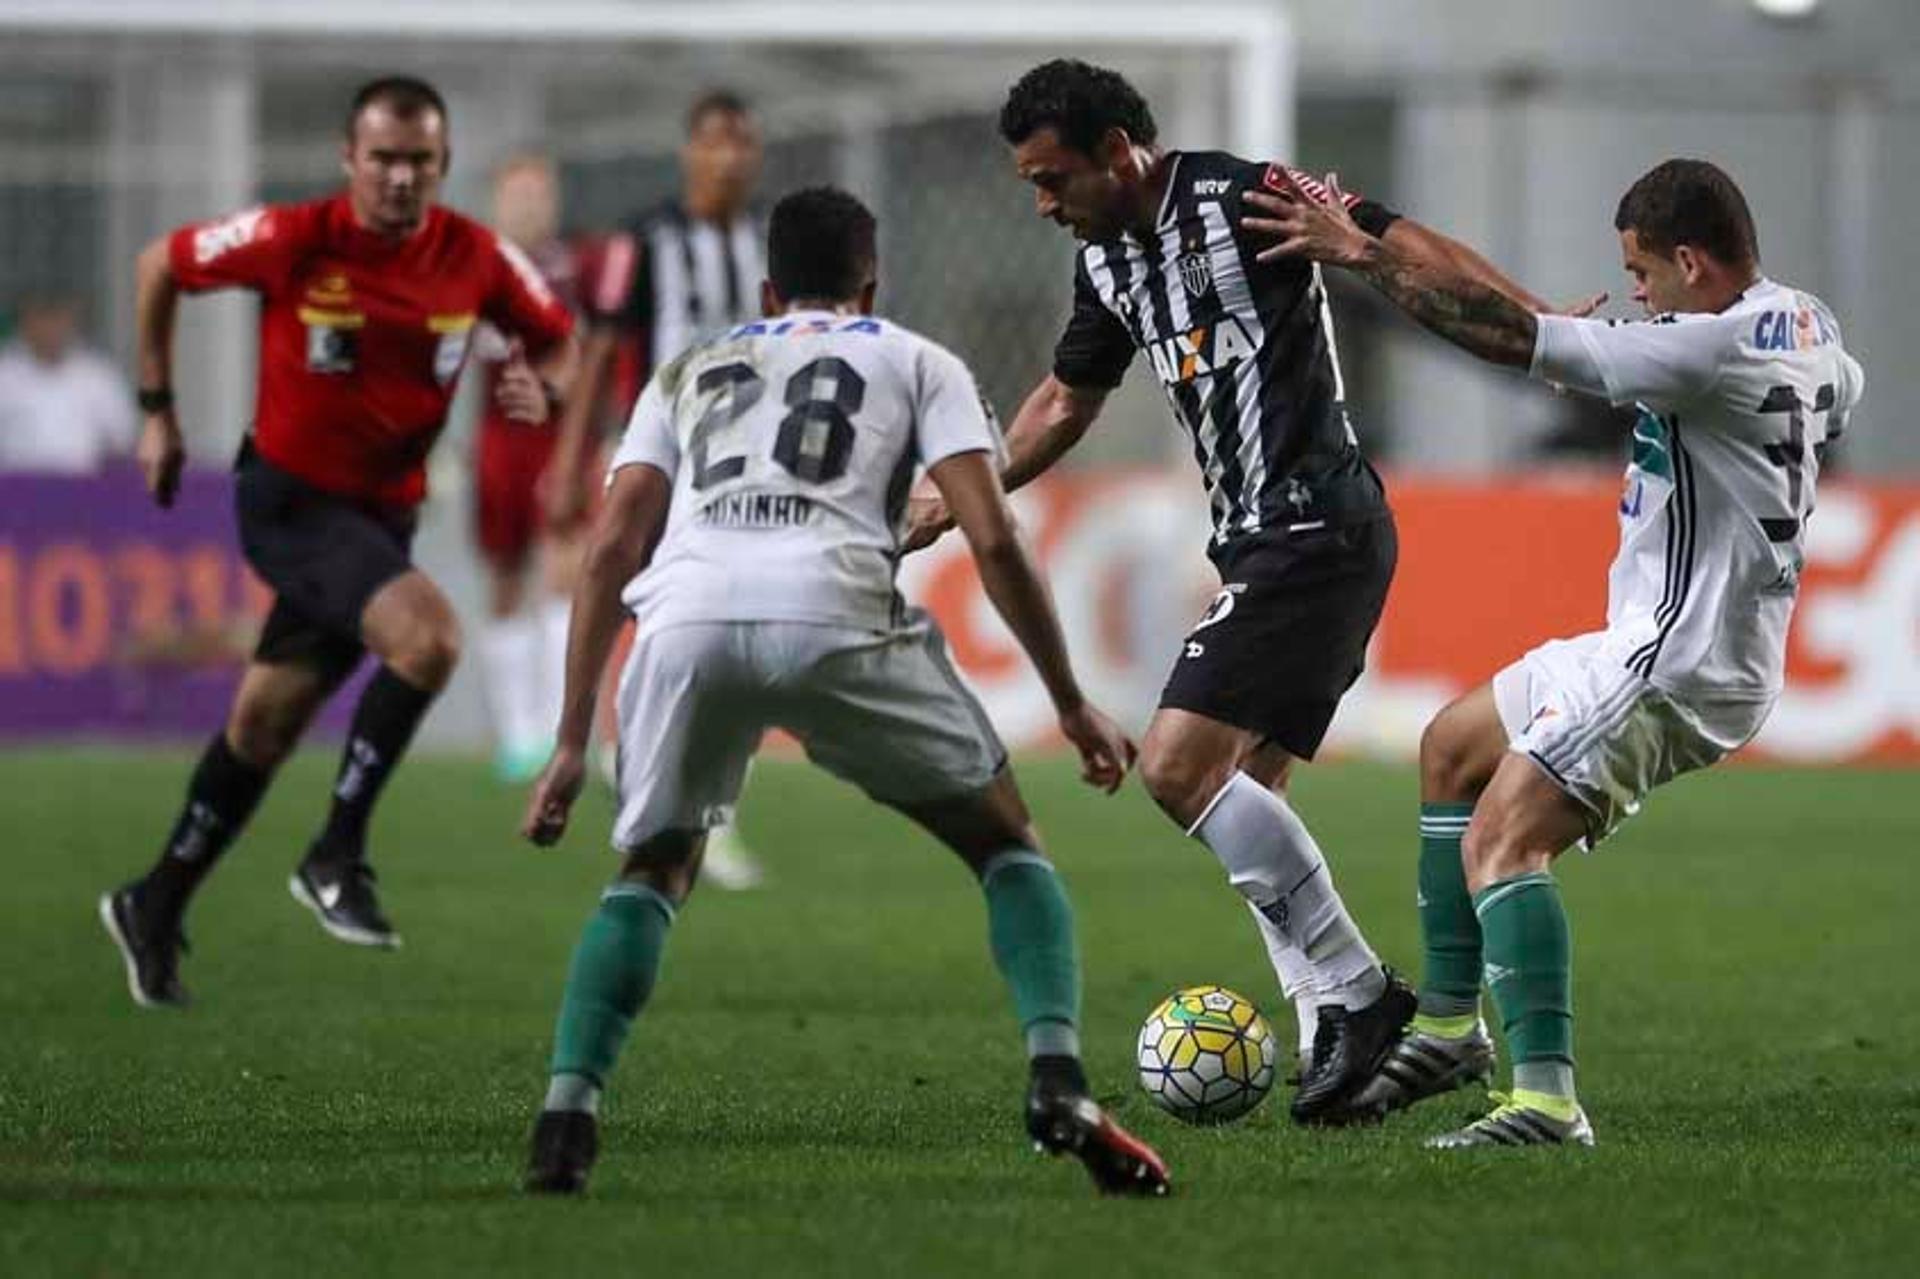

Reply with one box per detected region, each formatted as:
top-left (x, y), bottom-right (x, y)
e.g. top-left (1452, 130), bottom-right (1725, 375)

top-left (1378, 218), bottom-right (1553, 314)
top-left (543, 327), bottom-right (620, 524)
top-left (929, 448), bottom-right (1133, 792)
top-left (1002, 374), bottom-right (1107, 491)
top-left (1241, 173), bottom-right (1539, 369)
top-left (902, 374), bottom-right (1106, 553)
top-left (133, 234), bottom-right (186, 507)
top-left (523, 462), bottom-right (671, 845)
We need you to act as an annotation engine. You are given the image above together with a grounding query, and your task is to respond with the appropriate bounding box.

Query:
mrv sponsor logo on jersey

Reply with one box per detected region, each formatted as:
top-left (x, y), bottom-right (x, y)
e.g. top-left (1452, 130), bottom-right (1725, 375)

top-left (1145, 316), bottom-right (1257, 386)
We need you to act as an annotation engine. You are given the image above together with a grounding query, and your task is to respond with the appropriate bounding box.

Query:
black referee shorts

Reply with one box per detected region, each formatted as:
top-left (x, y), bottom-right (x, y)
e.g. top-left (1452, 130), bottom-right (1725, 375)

top-left (233, 442), bottom-right (417, 683)
top-left (1158, 514), bottom-right (1397, 761)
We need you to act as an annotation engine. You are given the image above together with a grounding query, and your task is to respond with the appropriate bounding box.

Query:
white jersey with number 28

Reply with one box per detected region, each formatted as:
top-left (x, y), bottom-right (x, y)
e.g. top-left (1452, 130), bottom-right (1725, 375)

top-left (610, 309), bottom-right (1003, 631)
top-left (1532, 278), bottom-right (1865, 706)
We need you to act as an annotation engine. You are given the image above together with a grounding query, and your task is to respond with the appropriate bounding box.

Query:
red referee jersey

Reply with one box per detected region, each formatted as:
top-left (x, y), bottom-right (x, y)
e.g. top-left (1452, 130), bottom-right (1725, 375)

top-left (169, 194), bottom-right (574, 508)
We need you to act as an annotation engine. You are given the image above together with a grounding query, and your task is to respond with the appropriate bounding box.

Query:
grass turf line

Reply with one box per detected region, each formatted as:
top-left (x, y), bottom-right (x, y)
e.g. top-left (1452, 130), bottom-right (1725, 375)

top-left (1, 749), bottom-right (1916, 1277)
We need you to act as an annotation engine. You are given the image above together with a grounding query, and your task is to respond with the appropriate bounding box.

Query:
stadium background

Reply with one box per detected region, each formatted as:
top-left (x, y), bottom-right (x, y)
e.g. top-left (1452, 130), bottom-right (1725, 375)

top-left (3, 0), bottom-right (1918, 761)
top-left (5, 7), bottom-right (1919, 1274)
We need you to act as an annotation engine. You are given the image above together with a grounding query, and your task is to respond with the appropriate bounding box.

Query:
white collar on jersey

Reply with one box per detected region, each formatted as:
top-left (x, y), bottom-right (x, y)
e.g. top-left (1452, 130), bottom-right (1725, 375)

top-left (1121, 153), bottom-right (1184, 247)
top-left (1153, 153), bottom-right (1183, 228)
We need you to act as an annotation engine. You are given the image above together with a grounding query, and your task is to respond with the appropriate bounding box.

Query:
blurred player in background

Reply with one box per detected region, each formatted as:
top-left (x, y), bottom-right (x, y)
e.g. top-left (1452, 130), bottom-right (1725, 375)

top-left (910, 59), bottom-right (1546, 1125)
top-left (1247, 159), bottom-right (1864, 1146)
top-left (99, 76), bottom-right (577, 1007)
top-left (471, 153), bottom-right (583, 783)
top-left (552, 88), bottom-right (767, 889)
top-left (519, 187), bottom-right (1168, 1199)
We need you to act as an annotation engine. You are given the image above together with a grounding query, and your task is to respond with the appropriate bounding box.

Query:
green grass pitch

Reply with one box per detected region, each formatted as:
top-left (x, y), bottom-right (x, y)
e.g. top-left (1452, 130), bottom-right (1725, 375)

top-left (3, 748), bottom-right (1916, 1276)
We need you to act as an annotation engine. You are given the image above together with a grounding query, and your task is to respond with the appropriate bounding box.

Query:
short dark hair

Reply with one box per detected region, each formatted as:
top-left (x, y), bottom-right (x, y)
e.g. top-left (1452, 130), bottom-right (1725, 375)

top-left (344, 75), bottom-right (448, 143)
top-left (999, 59), bottom-right (1157, 155)
top-left (1614, 158), bottom-right (1759, 268)
top-left (767, 187), bottom-right (876, 302)
top-left (687, 88), bottom-right (751, 136)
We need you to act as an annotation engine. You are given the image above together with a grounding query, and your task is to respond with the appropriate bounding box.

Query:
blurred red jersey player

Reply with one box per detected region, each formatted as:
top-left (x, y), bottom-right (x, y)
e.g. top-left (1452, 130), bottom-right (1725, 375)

top-left (100, 76), bottom-right (578, 1009)
top-left (469, 153), bottom-right (586, 783)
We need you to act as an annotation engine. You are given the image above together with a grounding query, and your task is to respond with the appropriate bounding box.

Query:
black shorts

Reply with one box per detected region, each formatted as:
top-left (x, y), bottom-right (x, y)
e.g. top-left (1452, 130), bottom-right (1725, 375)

top-left (233, 442), bottom-right (417, 682)
top-left (1158, 514), bottom-right (1397, 760)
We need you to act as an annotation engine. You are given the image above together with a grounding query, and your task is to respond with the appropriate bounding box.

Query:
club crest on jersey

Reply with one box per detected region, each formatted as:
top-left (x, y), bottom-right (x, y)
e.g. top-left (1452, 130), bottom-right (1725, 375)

top-left (299, 306), bottom-right (363, 375)
top-left (1177, 251), bottom-right (1214, 298)
top-left (1146, 315), bottom-right (1257, 385)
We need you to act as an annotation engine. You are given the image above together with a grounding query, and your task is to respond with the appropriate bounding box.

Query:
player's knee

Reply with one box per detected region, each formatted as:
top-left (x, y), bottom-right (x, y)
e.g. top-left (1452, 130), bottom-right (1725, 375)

top-left (1420, 704), bottom-right (1497, 802)
top-left (225, 700), bottom-right (302, 770)
top-left (392, 616), bottom-right (462, 690)
top-left (619, 832), bottom-right (703, 904)
top-left (1138, 742), bottom-right (1229, 829)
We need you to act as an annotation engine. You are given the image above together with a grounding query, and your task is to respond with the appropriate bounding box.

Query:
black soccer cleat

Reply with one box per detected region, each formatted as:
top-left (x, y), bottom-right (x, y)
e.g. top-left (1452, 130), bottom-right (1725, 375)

top-left (524, 1110), bottom-right (599, 1196)
top-left (98, 883), bottom-right (190, 1010)
top-left (289, 856), bottom-right (401, 949)
top-left (1351, 1022), bottom-right (1497, 1118)
top-left (1026, 1069), bottom-right (1171, 1198)
top-left (1289, 968), bottom-right (1417, 1126)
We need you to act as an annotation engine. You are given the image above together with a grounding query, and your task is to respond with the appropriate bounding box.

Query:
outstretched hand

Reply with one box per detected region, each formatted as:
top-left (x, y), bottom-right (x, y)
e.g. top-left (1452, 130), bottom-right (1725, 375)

top-left (901, 476), bottom-right (955, 555)
top-left (1058, 701), bottom-right (1136, 795)
top-left (1555, 291), bottom-right (1609, 319)
top-left (522, 744), bottom-right (587, 847)
top-left (1240, 170), bottom-right (1374, 267)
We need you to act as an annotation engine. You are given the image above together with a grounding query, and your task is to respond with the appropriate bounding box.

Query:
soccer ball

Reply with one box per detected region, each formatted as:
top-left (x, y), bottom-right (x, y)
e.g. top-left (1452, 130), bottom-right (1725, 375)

top-left (1135, 985), bottom-right (1278, 1124)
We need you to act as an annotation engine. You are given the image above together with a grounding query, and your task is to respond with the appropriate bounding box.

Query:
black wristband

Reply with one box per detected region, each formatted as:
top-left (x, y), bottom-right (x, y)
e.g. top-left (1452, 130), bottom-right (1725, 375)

top-left (137, 387), bottom-right (174, 413)
top-left (541, 379), bottom-right (564, 417)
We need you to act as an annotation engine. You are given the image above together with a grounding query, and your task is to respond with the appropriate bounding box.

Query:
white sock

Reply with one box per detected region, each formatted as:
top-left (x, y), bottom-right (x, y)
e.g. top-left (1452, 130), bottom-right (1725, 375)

top-left (538, 596), bottom-right (572, 744)
top-left (479, 615), bottom-right (543, 752)
top-left (1190, 771), bottom-right (1386, 1008)
top-left (543, 1071), bottom-right (601, 1115)
top-left (1246, 900), bottom-right (1323, 1060)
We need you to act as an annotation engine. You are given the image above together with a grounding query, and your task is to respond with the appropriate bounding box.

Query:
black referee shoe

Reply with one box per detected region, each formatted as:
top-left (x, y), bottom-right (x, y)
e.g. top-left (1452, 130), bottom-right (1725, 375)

top-left (289, 856), bottom-right (401, 949)
top-left (524, 1110), bottom-right (599, 1195)
top-left (98, 883), bottom-right (190, 1010)
top-left (1290, 969), bottom-right (1417, 1126)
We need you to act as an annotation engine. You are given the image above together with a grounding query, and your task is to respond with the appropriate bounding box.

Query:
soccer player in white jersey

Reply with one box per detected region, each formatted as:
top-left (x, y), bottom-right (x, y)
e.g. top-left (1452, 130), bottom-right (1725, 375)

top-left (1244, 158), bottom-right (1865, 1146)
top-left (515, 187), bottom-right (1169, 1196)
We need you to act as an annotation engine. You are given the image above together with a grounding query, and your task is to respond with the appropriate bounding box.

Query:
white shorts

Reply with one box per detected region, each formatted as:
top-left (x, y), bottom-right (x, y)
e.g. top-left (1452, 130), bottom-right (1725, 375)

top-left (1492, 632), bottom-right (1772, 847)
top-left (610, 611), bottom-right (1007, 851)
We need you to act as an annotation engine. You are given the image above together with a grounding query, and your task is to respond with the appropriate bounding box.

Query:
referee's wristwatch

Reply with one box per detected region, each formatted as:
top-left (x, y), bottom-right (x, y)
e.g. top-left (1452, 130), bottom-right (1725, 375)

top-left (137, 386), bottom-right (174, 413)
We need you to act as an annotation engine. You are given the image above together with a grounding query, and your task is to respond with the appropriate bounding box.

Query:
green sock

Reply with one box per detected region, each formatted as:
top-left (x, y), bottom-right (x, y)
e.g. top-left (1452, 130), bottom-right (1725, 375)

top-left (980, 851), bottom-right (1081, 1059)
top-left (548, 884), bottom-right (676, 1086)
top-left (1418, 802), bottom-right (1481, 1020)
top-left (1474, 870), bottom-right (1574, 1095)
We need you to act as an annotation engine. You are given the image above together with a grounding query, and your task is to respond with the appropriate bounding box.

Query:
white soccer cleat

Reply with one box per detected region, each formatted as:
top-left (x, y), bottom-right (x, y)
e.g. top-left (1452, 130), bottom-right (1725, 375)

top-left (1426, 1094), bottom-right (1595, 1149)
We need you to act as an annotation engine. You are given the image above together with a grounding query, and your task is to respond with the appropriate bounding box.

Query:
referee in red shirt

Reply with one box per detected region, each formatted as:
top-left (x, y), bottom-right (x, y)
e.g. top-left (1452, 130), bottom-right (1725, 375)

top-left (100, 77), bottom-right (578, 1008)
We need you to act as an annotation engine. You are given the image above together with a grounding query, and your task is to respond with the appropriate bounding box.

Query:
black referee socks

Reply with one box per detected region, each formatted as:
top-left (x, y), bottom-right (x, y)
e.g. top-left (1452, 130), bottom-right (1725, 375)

top-left (142, 733), bottom-right (271, 925)
top-left (309, 666), bottom-right (436, 869)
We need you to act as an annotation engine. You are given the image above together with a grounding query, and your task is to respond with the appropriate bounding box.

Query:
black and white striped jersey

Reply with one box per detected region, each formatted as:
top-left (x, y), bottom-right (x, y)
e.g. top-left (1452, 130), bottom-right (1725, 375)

top-left (1052, 151), bottom-right (1399, 553)
top-left (588, 201), bottom-right (764, 383)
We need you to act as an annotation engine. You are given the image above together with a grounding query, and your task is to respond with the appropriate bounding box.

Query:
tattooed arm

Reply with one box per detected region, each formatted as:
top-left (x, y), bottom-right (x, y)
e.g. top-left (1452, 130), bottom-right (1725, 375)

top-left (1344, 231), bottom-right (1540, 368)
top-left (1240, 172), bottom-right (1547, 369)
